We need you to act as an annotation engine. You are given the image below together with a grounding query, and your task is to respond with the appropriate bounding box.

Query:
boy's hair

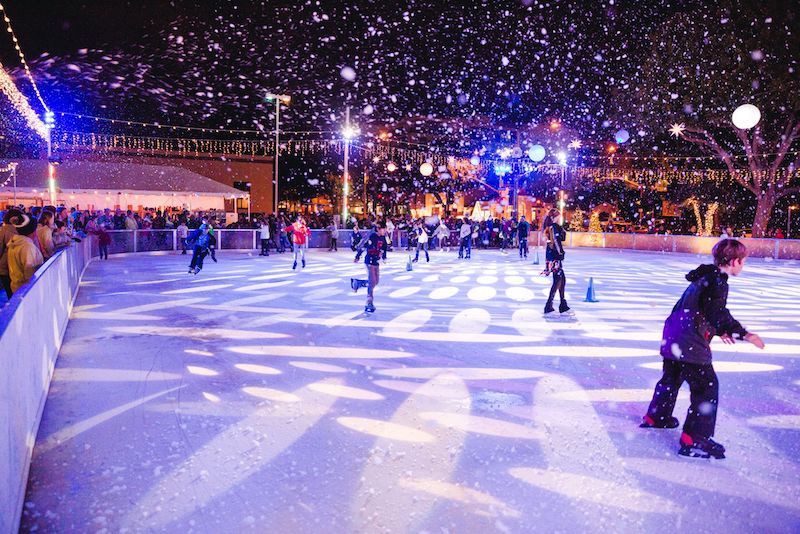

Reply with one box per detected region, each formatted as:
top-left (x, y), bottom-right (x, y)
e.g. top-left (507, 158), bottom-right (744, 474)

top-left (712, 238), bottom-right (748, 266)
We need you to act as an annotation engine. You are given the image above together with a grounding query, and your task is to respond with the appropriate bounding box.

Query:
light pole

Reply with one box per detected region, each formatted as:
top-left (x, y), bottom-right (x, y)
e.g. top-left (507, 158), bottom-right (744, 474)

top-left (265, 93), bottom-right (290, 214)
top-left (341, 107), bottom-right (360, 224)
top-left (11, 162), bottom-right (18, 205)
top-left (789, 205), bottom-right (798, 238)
top-left (557, 151), bottom-right (567, 221)
top-left (45, 111), bottom-right (55, 206)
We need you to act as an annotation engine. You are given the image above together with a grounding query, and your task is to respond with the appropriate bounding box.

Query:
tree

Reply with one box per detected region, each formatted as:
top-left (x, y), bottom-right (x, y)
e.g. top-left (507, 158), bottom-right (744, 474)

top-left (631, 2), bottom-right (800, 236)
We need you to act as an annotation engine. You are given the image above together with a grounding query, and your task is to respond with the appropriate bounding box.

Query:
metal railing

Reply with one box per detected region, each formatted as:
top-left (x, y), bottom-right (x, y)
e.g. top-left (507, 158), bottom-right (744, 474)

top-left (89, 229), bottom-right (800, 260)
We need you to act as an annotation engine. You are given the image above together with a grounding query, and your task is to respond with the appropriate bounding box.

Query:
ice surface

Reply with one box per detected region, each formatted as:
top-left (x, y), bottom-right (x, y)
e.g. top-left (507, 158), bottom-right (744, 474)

top-left (21, 248), bottom-right (800, 532)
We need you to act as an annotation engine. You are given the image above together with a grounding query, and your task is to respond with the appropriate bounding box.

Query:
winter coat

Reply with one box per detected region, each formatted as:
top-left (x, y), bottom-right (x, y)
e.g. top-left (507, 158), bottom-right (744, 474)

top-left (285, 223), bottom-right (310, 245)
top-left (37, 224), bottom-right (55, 259)
top-left (259, 223), bottom-right (271, 239)
top-left (661, 264), bottom-right (748, 365)
top-left (8, 234), bottom-right (44, 293)
top-left (355, 231), bottom-right (388, 266)
top-left (459, 223), bottom-right (472, 239)
top-left (94, 228), bottom-right (112, 246)
top-left (517, 220), bottom-right (530, 238)
top-left (545, 223), bottom-right (566, 261)
top-left (0, 222), bottom-right (18, 276)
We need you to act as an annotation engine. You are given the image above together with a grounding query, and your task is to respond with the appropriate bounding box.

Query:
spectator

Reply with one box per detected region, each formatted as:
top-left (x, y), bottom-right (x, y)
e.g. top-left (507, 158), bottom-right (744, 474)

top-left (52, 221), bottom-right (72, 250)
top-left (0, 208), bottom-right (22, 299)
top-left (7, 213), bottom-right (44, 294)
top-left (124, 210), bottom-right (138, 230)
top-left (37, 210), bottom-right (56, 260)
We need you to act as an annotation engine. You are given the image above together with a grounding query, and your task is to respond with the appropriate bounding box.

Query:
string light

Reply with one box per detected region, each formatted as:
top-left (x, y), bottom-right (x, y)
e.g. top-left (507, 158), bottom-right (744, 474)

top-left (56, 111), bottom-right (335, 135)
top-left (0, 161), bottom-right (17, 188)
top-left (0, 61), bottom-right (48, 139)
top-left (0, 3), bottom-right (49, 113)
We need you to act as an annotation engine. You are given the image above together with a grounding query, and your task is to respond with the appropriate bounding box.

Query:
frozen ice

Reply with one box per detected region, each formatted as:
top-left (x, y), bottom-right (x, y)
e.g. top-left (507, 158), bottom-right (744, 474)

top-left (20, 248), bottom-right (800, 532)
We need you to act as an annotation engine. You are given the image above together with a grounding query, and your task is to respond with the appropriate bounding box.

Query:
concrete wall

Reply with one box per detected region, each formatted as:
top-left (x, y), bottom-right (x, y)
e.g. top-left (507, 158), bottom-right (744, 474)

top-left (0, 240), bottom-right (93, 534)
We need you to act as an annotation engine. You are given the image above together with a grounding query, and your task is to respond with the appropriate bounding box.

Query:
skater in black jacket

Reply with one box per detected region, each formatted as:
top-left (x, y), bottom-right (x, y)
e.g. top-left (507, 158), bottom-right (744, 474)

top-left (641, 239), bottom-right (764, 459)
top-left (542, 209), bottom-right (570, 314)
top-left (353, 222), bottom-right (388, 313)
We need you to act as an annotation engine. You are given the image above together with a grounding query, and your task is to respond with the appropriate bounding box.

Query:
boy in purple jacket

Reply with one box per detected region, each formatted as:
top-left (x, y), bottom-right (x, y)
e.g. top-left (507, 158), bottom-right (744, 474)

top-left (641, 239), bottom-right (764, 459)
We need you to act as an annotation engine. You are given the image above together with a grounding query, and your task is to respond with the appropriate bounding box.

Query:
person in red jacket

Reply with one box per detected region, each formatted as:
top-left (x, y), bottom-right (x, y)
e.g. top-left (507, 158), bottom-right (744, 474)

top-left (286, 215), bottom-right (311, 269)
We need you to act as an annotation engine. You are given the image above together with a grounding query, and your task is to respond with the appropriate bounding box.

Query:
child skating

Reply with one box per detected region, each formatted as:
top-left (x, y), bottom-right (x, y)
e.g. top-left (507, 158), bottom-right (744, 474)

top-left (640, 239), bottom-right (764, 459)
top-left (286, 215), bottom-right (310, 269)
top-left (186, 224), bottom-right (212, 275)
top-left (352, 222), bottom-right (388, 313)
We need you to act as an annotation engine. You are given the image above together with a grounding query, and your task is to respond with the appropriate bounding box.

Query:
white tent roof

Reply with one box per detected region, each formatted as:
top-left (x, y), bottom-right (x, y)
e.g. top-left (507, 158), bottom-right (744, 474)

top-left (1, 159), bottom-right (246, 197)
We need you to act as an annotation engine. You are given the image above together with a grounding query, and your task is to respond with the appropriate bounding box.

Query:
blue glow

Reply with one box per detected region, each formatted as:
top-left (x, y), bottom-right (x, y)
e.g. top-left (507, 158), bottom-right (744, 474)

top-left (494, 163), bottom-right (512, 176)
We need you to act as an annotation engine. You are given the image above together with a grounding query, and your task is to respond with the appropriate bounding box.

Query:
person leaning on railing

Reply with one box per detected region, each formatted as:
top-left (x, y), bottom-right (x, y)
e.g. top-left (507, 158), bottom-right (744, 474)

top-left (0, 209), bottom-right (22, 299)
top-left (7, 213), bottom-right (44, 295)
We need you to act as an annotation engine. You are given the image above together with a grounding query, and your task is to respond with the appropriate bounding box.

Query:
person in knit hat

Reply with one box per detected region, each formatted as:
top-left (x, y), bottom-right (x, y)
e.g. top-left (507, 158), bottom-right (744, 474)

top-left (7, 213), bottom-right (44, 294)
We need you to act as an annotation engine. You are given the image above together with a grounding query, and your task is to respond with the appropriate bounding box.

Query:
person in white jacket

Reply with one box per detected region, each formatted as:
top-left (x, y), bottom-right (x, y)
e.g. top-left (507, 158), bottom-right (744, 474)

top-left (8, 213), bottom-right (44, 294)
top-left (433, 220), bottom-right (451, 252)
top-left (258, 218), bottom-right (271, 256)
top-left (458, 217), bottom-right (472, 259)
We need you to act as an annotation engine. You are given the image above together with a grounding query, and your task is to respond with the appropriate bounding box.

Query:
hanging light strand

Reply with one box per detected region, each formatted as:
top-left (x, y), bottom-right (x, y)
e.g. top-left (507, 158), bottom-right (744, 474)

top-left (0, 3), bottom-right (49, 113)
top-left (0, 60), bottom-right (48, 139)
top-left (56, 111), bottom-right (335, 135)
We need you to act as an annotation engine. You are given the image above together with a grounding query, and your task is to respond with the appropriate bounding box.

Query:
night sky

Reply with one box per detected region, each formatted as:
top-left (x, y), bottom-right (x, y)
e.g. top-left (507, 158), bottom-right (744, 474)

top-left (1, 1), bottom-right (798, 157)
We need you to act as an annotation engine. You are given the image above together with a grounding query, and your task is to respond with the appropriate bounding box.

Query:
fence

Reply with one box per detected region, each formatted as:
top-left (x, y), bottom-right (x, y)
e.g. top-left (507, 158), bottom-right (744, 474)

top-left (96, 229), bottom-right (800, 260)
top-left (0, 239), bottom-right (93, 534)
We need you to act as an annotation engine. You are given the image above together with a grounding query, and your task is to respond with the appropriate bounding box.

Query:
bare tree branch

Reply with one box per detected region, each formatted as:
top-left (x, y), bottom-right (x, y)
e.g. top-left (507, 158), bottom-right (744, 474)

top-left (681, 126), bottom-right (758, 195)
top-left (771, 117), bottom-right (800, 173)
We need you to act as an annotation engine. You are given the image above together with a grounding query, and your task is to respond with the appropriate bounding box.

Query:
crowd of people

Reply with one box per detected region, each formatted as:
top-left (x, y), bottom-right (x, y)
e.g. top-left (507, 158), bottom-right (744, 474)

top-left (0, 201), bottom-right (797, 306)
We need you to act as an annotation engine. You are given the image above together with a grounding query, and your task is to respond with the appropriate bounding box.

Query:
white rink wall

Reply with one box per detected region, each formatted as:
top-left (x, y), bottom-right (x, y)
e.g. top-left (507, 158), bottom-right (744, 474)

top-left (0, 240), bottom-right (92, 534)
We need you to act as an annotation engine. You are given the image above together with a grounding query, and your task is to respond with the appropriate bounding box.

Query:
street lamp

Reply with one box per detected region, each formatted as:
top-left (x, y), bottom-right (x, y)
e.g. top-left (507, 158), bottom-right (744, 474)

top-left (557, 151), bottom-right (567, 221)
top-left (265, 93), bottom-right (290, 214)
top-left (341, 106), bottom-right (360, 223)
top-left (44, 111), bottom-right (56, 206)
top-left (789, 205), bottom-right (798, 238)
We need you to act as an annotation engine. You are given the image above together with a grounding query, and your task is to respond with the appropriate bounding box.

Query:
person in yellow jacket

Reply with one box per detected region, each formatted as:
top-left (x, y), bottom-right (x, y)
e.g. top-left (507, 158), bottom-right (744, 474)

top-left (7, 213), bottom-right (44, 294)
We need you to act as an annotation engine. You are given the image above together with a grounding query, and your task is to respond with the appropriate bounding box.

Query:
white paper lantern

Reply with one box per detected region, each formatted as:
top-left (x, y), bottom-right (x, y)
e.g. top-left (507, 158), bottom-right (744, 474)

top-left (731, 104), bottom-right (761, 130)
top-left (528, 144), bottom-right (546, 162)
top-left (419, 162), bottom-right (434, 176)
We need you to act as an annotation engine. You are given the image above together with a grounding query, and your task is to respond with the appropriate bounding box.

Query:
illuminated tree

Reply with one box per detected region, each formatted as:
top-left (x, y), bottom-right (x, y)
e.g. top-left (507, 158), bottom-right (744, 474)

top-left (632, 2), bottom-right (800, 236)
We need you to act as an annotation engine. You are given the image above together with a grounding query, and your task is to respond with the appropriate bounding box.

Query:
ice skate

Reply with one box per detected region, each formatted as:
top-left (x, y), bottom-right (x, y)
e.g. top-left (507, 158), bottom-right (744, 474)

top-left (639, 415), bottom-right (679, 429)
top-left (544, 303), bottom-right (555, 314)
top-left (678, 433), bottom-right (726, 459)
top-left (364, 303), bottom-right (376, 313)
top-left (302, 259), bottom-right (306, 268)
top-left (559, 300), bottom-right (573, 315)
top-left (292, 261), bottom-right (297, 270)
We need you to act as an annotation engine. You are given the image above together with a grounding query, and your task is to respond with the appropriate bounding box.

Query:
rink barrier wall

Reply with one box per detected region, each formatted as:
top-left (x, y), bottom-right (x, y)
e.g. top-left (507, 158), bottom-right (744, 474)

top-left (91, 229), bottom-right (800, 260)
top-left (563, 232), bottom-right (799, 259)
top-left (0, 239), bottom-right (93, 534)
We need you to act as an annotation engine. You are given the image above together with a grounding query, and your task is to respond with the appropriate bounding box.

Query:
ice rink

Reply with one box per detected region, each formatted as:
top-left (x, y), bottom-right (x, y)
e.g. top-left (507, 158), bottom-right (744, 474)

top-left (21, 246), bottom-right (800, 533)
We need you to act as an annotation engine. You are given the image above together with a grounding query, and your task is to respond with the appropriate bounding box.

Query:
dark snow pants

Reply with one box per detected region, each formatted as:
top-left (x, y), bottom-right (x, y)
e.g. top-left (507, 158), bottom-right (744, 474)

top-left (646, 359), bottom-right (719, 439)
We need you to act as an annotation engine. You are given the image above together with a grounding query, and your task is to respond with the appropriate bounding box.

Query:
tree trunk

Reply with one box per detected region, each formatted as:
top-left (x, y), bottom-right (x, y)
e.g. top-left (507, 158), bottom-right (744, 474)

top-left (751, 193), bottom-right (775, 238)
